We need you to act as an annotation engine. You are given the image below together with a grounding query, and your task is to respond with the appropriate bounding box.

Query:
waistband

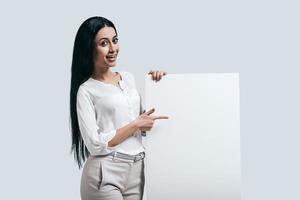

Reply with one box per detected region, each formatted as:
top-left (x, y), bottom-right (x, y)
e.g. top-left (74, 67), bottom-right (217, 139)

top-left (108, 151), bottom-right (145, 162)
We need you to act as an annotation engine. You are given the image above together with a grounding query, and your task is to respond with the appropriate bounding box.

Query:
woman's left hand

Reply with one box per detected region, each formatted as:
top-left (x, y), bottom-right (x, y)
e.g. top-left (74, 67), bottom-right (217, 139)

top-left (148, 70), bottom-right (167, 81)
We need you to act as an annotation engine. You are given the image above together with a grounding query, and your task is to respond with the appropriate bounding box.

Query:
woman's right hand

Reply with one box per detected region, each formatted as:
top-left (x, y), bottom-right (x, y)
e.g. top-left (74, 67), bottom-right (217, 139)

top-left (134, 108), bottom-right (168, 132)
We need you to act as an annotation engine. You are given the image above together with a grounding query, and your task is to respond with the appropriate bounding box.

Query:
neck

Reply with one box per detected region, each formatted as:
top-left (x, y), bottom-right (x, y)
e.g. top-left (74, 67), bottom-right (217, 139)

top-left (92, 66), bottom-right (116, 81)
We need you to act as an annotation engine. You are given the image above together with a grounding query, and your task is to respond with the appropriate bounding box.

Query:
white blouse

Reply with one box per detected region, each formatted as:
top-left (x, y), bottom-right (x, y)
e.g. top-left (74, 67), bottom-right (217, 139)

top-left (76, 71), bottom-right (145, 156)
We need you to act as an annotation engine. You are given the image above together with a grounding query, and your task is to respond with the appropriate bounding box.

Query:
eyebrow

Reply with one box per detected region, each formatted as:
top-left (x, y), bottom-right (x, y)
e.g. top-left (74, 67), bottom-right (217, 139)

top-left (98, 35), bottom-right (118, 42)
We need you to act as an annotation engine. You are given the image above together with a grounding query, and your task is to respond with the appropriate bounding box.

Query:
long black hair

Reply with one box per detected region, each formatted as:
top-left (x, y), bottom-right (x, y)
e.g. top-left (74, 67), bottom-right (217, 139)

top-left (69, 16), bottom-right (117, 169)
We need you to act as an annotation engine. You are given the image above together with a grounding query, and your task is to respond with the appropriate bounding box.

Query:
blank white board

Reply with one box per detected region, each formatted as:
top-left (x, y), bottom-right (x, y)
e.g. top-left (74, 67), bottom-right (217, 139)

top-left (144, 73), bottom-right (240, 200)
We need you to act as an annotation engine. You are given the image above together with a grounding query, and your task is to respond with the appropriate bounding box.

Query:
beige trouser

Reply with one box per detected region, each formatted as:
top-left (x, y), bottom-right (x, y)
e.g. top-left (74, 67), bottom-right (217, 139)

top-left (80, 154), bottom-right (145, 200)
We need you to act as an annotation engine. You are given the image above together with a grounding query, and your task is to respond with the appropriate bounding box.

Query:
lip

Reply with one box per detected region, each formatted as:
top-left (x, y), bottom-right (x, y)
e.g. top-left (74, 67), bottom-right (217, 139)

top-left (106, 54), bottom-right (117, 58)
top-left (106, 55), bottom-right (117, 62)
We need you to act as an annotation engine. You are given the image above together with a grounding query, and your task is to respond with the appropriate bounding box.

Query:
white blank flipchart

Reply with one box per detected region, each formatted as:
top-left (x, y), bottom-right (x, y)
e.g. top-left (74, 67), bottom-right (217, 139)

top-left (144, 73), bottom-right (240, 200)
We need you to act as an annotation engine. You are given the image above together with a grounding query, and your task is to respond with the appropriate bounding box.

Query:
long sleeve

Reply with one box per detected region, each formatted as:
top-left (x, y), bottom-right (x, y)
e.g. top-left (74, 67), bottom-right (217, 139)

top-left (76, 87), bottom-right (117, 156)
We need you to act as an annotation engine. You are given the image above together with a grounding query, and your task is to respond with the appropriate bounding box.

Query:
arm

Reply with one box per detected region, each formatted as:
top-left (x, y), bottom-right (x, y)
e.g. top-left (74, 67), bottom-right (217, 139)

top-left (109, 108), bottom-right (169, 147)
top-left (76, 87), bottom-right (155, 152)
top-left (108, 121), bottom-right (139, 147)
top-left (76, 87), bottom-right (118, 155)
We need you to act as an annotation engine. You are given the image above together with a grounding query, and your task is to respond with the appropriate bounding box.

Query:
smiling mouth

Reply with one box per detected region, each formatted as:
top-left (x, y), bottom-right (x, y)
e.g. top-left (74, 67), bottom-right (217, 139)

top-left (106, 54), bottom-right (117, 58)
top-left (106, 55), bottom-right (117, 62)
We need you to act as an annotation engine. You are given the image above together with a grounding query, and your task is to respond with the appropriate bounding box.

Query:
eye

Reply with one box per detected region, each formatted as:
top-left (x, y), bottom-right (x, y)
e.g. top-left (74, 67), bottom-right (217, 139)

top-left (113, 38), bottom-right (119, 44)
top-left (100, 40), bottom-right (108, 46)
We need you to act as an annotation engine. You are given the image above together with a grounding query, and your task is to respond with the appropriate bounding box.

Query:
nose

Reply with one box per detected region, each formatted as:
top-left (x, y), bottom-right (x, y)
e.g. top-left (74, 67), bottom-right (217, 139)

top-left (109, 42), bottom-right (117, 53)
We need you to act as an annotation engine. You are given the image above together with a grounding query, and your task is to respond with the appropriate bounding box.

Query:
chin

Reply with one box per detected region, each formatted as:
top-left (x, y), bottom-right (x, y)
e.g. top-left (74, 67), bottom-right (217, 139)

top-left (107, 61), bottom-right (117, 67)
top-left (108, 63), bottom-right (117, 67)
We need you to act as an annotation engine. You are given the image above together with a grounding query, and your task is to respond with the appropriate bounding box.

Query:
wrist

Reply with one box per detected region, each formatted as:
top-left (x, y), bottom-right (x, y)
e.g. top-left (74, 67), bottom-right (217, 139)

top-left (131, 119), bottom-right (140, 131)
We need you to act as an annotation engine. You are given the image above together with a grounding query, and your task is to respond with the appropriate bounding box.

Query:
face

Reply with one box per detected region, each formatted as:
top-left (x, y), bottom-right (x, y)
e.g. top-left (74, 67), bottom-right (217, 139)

top-left (93, 26), bottom-right (119, 69)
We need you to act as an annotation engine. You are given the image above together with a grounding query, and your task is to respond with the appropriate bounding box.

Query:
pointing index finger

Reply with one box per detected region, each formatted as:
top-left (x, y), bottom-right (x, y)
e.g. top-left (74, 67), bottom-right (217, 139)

top-left (152, 116), bottom-right (169, 120)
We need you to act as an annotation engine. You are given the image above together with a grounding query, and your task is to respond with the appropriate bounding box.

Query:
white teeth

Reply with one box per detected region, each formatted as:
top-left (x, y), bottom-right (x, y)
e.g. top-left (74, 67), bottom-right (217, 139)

top-left (107, 56), bottom-right (116, 61)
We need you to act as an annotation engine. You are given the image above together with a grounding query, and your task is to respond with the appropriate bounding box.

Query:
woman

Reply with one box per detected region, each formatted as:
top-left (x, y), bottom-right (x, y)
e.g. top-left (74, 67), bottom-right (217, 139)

top-left (70, 16), bottom-right (168, 200)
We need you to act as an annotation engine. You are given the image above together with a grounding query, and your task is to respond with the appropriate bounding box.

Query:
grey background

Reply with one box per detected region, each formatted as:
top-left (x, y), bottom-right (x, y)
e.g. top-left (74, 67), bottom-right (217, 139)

top-left (0, 0), bottom-right (299, 199)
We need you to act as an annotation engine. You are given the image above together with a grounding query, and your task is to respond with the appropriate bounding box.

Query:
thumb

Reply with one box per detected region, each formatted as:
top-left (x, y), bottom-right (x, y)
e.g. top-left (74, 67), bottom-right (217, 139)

top-left (143, 108), bottom-right (155, 115)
